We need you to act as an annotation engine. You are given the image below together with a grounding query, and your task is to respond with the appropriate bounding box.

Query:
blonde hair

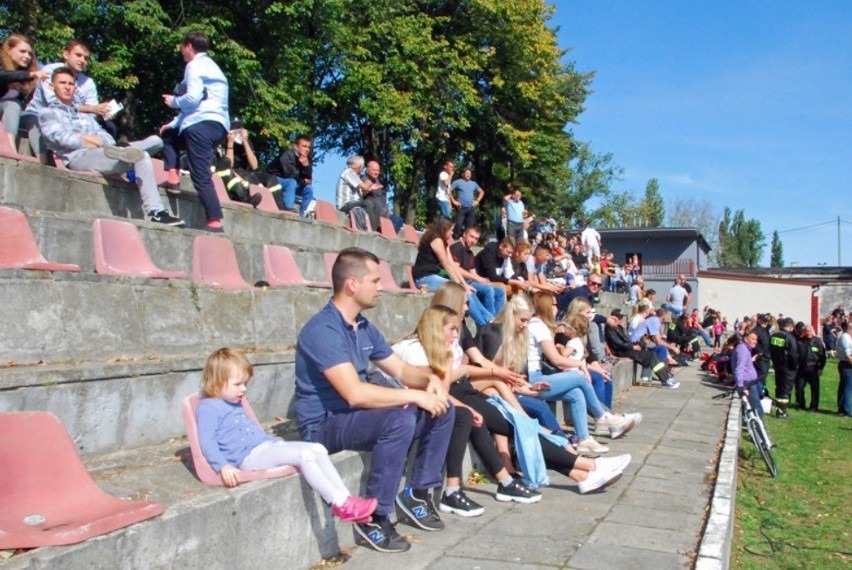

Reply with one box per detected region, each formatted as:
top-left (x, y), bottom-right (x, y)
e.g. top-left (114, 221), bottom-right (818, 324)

top-left (202, 347), bottom-right (253, 397)
top-left (414, 306), bottom-right (458, 380)
top-left (532, 291), bottom-right (558, 334)
top-left (632, 298), bottom-right (653, 317)
top-left (430, 281), bottom-right (466, 315)
top-left (564, 314), bottom-right (589, 337)
top-left (566, 297), bottom-right (592, 319)
top-left (492, 294), bottom-right (532, 372)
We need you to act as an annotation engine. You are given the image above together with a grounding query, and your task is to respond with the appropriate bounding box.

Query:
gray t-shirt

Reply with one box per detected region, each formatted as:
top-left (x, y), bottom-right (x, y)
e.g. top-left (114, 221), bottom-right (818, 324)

top-left (668, 284), bottom-right (688, 308)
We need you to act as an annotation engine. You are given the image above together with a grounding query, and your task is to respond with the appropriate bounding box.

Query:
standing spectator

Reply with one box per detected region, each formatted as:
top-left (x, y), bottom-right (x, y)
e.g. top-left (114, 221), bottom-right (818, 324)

top-left (581, 225), bottom-right (601, 259)
top-left (40, 67), bottom-right (184, 226)
top-left (161, 31), bottom-right (229, 233)
top-left (823, 313), bottom-right (839, 353)
top-left (335, 155), bottom-right (383, 231)
top-left (503, 186), bottom-right (525, 243)
top-left (294, 248), bottom-right (454, 552)
top-left (769, 318), bottom-right (799, 419)
top-left (1, 34), bottom-right (46, 153)
top-left (837, 321), bottom-right (852, 417)
top-left (267, 135), bottom-right (315, 217)
top-left (436, 160), bottom-right (454, 219)
top-left (449, 225), bottom-right (506, 318)
top-left (796, 325), bottom-right (826, 411)
top-left (732, 331), bottom-right (764, 418)
top-left (450, 167), bottom-right (484, 239)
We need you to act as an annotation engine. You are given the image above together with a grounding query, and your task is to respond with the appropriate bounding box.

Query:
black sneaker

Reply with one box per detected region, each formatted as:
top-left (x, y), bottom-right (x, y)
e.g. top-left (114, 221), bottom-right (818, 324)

top-left (149, 210), bottom-right (185, 227)
top-left (354, 520), bottom-right (411, 553)
top-left (495, 479), bottom-right (542, 504)
top-left (395, 488), bottom-right (444, 531)
top-left (438, 489), bottom-right (484, 517)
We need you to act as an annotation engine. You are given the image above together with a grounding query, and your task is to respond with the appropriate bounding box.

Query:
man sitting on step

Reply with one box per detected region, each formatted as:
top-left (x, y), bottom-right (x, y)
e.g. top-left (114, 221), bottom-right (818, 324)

top-left (39, 67), bottom-right (184, 227)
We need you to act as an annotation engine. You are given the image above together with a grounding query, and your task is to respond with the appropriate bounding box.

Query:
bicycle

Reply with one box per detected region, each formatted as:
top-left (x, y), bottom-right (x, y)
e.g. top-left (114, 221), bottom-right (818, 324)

top-left (713, 388), bottom-right (777, 477)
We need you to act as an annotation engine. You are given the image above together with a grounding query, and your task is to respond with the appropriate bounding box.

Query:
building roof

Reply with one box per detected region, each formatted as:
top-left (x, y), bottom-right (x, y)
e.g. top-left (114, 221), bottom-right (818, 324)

top-left (596, 227), bottom-right (712, 253)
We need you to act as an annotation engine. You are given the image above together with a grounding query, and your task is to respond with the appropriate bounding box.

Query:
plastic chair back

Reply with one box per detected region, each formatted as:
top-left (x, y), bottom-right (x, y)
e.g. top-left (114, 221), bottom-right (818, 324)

top-left (212, 174), bottom-right (252, 208)
top-left (93, 218), bottom-right (187, 279)
top-left (0, 207), bottom-right (81, 272)
top-left (0, 411), bottom-right (164, 549)
top-left (315, 200), bottom-right (355, 232)
top-left (402, 223), bottom-right (419, 244)
top-left (378, 261), bottom-right (407, 293)
top-left (191, 235), bottom-right (253, 290)
top-left (379, 217), bottom-right (399, 240)
top-left (181, 393), bottom-right (297, 486)
top-left (263, 244), bottom-right (331, 288)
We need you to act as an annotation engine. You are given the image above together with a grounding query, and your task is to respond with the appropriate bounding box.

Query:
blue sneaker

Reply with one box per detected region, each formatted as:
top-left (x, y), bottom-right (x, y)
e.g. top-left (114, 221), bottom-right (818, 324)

top-left (395, 488), bottom-right (444, 531)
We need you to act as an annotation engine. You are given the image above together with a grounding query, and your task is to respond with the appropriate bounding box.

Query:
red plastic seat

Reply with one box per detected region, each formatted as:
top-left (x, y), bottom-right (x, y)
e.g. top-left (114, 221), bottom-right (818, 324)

top-left (0, 207), bottom-right (81, 272)
top-left (181, 393), bottom-right (298, 486)
top-left (93, 218), bottom-right (187, 279)
top-left (191, 235), bottom-right (253, 290)
top-left (379, 217), bottom-right (399, 240)
top-left (402, 223), bottom-right (420, 244)
top-left (323, 251), bottom-right (338, 283)
top-left (315, 200), bottom-right (356, 232)
top-left (263, 244), bottom-right (331, 288)
top-left (0, 123), bottom-right (38, 163)
top-left (0, 411), bottom-right (164, 549)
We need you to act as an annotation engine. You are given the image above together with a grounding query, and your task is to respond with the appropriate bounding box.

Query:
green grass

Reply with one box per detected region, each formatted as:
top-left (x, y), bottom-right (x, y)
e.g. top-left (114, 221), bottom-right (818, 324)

top-left (732, 360), bottom-right (852, 569)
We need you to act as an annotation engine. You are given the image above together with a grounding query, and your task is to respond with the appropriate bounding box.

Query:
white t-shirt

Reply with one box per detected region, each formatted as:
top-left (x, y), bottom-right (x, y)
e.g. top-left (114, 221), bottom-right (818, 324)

top-left (526, 317), bottom-right (554, 373)
top-left (563, 337), bottom-right (585, 371)
top-left (437, 171), bottom-right (451, 203)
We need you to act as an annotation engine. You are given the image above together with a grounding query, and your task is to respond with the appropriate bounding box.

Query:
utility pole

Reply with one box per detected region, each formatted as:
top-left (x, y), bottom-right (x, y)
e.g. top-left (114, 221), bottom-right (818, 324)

top-left (839, 216), bottom-right (842, 267)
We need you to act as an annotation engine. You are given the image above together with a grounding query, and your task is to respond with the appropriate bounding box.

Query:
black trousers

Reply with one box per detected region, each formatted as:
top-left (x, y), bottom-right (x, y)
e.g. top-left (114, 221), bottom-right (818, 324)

top-left (445, 406), bottom-right (506, 480)
top-left (795, 369), bottom-right (821, 410)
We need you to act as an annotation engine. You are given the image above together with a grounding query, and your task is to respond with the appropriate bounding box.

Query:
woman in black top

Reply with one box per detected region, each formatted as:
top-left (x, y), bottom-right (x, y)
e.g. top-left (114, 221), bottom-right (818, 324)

top-left (1, 34), bottom-right (46, 150)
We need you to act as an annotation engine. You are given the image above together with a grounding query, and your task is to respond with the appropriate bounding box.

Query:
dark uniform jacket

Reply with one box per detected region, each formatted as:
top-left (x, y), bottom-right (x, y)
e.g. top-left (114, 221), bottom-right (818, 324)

top-left (769, 330), bottom-right (799, 371)
top-left (799, 337), bottom-right (827, 372)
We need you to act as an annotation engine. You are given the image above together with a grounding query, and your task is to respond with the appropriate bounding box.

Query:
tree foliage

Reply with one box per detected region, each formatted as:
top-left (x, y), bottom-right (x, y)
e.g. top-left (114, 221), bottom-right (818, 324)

top-left (717, 207), bottom-right (766, 268)
top-left (2, 0), bottom-right (596, 229)
top-left (770, 230), bottom-right (784, 268)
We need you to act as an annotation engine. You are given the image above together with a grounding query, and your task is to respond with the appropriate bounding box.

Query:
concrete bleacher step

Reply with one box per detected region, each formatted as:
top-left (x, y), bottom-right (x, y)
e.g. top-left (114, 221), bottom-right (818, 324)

top-left (1, 431), bottom-right (372, 569)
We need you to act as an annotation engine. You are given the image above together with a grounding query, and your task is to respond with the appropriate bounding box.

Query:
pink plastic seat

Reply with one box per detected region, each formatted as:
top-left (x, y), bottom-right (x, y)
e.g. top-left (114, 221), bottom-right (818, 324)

top-left (0, 411), bottom-right (164, 549)
top-left (402, 223), bottom-right (420, 244)
top-left (93, 218), bottom-right (187, 279)
top-left (0, 123), bottom-right (38, 162)
top-left (379, 218), bottom-right (399, 240)
top-left (0, 207), bottom-right (81, 272)
top-left (263, 244), bottom-right (331, 288)
top-left (379, 261), bottom-right (417, 293)
top-left (323, 251), bottom-right (338, 283)
top-left (181, 393), bottom-right (298, 486)
top-left (316, 200), bottom-right (356, 231)
top-left (212, 173), bottom-right (253, 208)
top-left (192, 235), bottom-right (253, 290)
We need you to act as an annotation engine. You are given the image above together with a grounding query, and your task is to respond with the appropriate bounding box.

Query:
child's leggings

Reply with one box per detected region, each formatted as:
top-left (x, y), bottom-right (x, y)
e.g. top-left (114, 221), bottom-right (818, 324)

top-left (240, 440), bottom-right (349, 505)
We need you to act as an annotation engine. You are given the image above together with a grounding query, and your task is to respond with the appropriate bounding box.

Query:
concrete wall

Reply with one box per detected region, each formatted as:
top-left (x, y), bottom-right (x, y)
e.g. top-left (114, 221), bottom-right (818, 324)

top-left (816, 282), bottom-right (851, 318)
top-left (697, 274), bottom-right (814, 324)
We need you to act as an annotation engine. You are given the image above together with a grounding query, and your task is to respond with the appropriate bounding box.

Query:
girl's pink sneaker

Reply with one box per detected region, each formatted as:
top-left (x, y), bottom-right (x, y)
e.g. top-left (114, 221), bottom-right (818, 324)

top-left (332, 496), bottom-right (378, 523)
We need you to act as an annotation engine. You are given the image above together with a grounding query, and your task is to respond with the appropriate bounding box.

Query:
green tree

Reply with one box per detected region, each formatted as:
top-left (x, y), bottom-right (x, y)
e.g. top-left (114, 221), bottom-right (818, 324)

top-left (642, 178), bottom-right (665, 227)
top-left (717, 207), bottom-right (765, 268)
top-left (770, 230), bottom-right (784, 268)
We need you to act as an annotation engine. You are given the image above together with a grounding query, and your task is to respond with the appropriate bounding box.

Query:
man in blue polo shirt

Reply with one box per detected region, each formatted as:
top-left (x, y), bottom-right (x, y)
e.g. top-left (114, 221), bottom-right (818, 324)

top-left (450, 167), bottom-right (484, 239)
top-left (295, 247), bottom-right (454, 553)
top-left (503, 186), bottom-right (525, 243)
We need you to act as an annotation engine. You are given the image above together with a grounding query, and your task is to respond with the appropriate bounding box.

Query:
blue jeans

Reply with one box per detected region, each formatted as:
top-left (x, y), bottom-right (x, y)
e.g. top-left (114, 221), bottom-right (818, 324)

top-left (516, 394), bottom-right (566, 437)
top-left (277, 177), bottom-right (314, 217)
top-left (590, 370), bottom-right (613, 409)
top-left (437, 200), bottom-right (451, 218)
top-left (838, 362), bottom-right (852, 416)
top-left (468, 280), bottom-right (506, 316)
top-left (662, 303), bottom-right (683, 318)
top-left (310, 405), bottom-right (455, 516)
top-left (745, 379), bottom-right (765, 419)
top-left (529, 369), bottom-right (605, 440)
top-left (415, 275), bottom-right (494, 327)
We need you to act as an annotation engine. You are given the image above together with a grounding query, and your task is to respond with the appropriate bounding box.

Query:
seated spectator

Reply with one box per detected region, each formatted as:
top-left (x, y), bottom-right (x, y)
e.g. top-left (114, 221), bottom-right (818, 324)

top-left (40, 67), bottom-right (184, 226)
top-left (474, 237), bottom-right (530, 297)
top-left (336, 155), bottom-right (383, 231)
top-left (662, 275), bottom-right (688, 317)
top-left (24, 39), bottom-right (118, 164)
top-left (388, 305), bottom-right (541, 516)
top-left (628, 275), bottom-right (645, 306)
top-left (528, 243), bottom-right (566, 295)
top-left (604, 309), bottom-right (679, 389)
top-left (361, 160), bottom-right (403, 232)
top-left (1, 34), bottom-right (46, 153)
top-left (294, 248), bottom-right (454, 553)
top-left (197, 348), bottom-right (377, 522)
top-left (449, 226), bottom-right (506, 317)
top-left (160, 31), bottom-right (229, 232)
top-left (411, 218), bottom-right (493, 327)
top-left (555, 273), bottom-right (602, 320)
top-left (216, 115), bottom-right (279, 205)
top-left (632, 307), bottom-right (681, 367)
top-left (266, 135), bottom-right (315, 217)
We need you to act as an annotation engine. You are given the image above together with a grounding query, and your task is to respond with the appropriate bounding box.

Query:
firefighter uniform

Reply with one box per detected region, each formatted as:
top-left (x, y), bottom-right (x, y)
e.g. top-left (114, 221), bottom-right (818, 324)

top-left (769, 321), bottom-right (799, 417)
top-left (797, 336), bottom-right (827, 410)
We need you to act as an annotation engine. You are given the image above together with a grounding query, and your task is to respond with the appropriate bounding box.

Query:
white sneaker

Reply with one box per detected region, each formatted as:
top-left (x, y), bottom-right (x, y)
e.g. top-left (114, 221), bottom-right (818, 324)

top-left (575, 437), bottom-right (609, 454)
top-left (623, 412), bottom-right (643, 427)
top-left (595, 453), bottom-right (632, 474)
top-left (598, 413), bottom-right (635, 439)
top-left (578, 466), bottom-right (623, 494)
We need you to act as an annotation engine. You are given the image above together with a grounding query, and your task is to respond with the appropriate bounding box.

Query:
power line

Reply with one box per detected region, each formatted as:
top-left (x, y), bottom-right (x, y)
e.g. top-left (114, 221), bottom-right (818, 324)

top-left (777, 220), bottom-right (836, 235)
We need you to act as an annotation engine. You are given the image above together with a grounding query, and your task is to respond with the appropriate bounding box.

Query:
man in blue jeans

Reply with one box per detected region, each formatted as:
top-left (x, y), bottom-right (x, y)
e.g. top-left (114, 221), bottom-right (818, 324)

top-left (295, 247), bottom-right (454, 553)
top-left (267, 135), bottom-right (315, 217)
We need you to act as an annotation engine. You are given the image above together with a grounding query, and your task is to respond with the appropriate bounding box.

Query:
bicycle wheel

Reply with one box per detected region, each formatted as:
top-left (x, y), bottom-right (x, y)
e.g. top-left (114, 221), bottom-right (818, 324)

top-left (748, 417), bottom-right (778, 477)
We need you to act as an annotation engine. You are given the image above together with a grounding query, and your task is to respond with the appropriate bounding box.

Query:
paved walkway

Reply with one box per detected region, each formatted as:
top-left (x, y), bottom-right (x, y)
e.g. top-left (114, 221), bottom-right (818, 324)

top-left (337, 365), bottom-right (730, 569)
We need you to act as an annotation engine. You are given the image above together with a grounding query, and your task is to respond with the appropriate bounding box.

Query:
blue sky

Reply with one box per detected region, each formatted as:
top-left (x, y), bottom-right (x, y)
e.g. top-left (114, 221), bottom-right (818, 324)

top-left (312, 1), bottom-right (851, 266)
